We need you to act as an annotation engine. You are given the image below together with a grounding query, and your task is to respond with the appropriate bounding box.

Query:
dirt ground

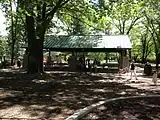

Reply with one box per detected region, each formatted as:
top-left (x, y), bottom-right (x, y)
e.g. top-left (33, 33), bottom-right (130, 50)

top-left (0, 68), bottom-right (160, 120)
top-left (82, 98), bottom-right (160, 120)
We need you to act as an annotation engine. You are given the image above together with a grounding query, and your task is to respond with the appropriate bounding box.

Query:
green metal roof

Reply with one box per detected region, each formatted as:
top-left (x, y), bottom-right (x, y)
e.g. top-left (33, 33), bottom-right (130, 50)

top-left (44, 35), bottom-right (101, 48)
top-left (44, 35), bottom-right (131, 49)
top-left (22, 35), bottom-right (132, 52)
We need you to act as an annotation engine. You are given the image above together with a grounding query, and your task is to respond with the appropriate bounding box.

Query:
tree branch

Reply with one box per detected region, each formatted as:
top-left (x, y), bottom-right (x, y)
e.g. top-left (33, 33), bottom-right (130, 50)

top-left (45, 0), bottom-right (70, 20)
top-left (112, 20), bottom-right (122, 33)
top-left (122, 19), bottom-right (126, 34)
top-left (41, 0), bottom-right (71, 33)
top-left (118, 20), bottom-right (122, 34)
top-left (126, 17), bottom-right (140, 35)
top-left (61, 12), bottom-right (103, 31)
top-left (42, 3), bottom-right (47, 19)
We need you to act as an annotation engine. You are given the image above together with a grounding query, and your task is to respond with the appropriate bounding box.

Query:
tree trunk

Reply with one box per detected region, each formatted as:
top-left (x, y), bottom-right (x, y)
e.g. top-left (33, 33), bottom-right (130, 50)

top-left (105, 53), bottom-right (108, 63)
top-left (142, 57), bottom-right (146, 64)
top-left (36, 23), bottom-right (46, 73)
top-left (24, 0), bottom-right (70, 73)
top-left (36, 38), bottom-right (44, 73)
top-left (11, 45), bottom-right (15, 65)
top-left (26, 16), bottom-right (46, 73)
top-left (10, 0), bottom-right (16, 65)
top-left (26, 15), bottom-right (39, 73)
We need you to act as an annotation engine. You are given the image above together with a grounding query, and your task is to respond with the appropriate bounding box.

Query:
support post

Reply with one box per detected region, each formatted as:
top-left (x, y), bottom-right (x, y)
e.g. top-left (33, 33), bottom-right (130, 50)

top-left (119, 51), bottom-right (123, 69)
top-left (49, 50), bottom-right (51, 57)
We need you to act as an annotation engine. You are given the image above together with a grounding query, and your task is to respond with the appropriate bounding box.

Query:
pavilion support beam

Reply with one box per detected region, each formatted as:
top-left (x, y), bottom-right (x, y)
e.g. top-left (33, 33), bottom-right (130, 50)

top-left (49, 50), bottom-right (51, 57)
top-left (82, 51), bottom-right (86, 66)
top-left (124, 50), bottom-right (127, 57)
top-left (72, 49), bottom-right (75, 56)
top-left (128, 49), bottom-right (131, 60)
top-left (119, 51), bottom-right (123, 69)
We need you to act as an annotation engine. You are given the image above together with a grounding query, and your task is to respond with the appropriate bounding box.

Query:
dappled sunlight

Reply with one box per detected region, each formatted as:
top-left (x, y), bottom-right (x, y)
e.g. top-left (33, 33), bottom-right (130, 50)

top-left (32, 79), bottom-right (48, 84)
top-left (96, 79), bottom-right (108, 83)
top-left (0, 105), bottom-right (42, 119)
top-left (0, 90), bottom-right (13, 99)
top-left (93, 88), bottom-right (110, 93)
top-left (0, 71), bottom-right (159, 119)
top-left (81, 98), bottom-right (160, 120)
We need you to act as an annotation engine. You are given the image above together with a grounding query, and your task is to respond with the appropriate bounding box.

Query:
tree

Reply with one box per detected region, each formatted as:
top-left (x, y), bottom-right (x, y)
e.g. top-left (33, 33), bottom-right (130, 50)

top-left (1, 0), bottom-right (26, 65)
top-left (0, 36), bottom-right (8, 58)
top-left (144, 0), bottom-right (160, 71)
top-left (22, 0), bottom-right (73, 73)
top-left (140, 28), bottom-right (153, 63)
top-left (110, 0), bottom-right (144, 35)
top-left (1, 0), bottom-right (109, 73)
top-left (23, 0), bottom-right (110, 73)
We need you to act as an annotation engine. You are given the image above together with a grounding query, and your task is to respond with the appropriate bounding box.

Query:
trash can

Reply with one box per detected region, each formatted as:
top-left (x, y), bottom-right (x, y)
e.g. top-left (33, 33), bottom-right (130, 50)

top-left (144, 64), bottom-right (152, 76)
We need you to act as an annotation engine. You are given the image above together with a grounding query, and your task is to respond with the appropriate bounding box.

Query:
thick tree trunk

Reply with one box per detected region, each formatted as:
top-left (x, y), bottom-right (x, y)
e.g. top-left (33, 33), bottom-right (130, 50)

top-left (26, 15), bottom-right (45, 73)
top-left (36, 24), bottom-right (46, 73)
top-left (24, 0), bottom-right (71, 74)
top-left (26, 15), bottom-right (39, 73)
top-left (36, 38), bottom-right (44, 73)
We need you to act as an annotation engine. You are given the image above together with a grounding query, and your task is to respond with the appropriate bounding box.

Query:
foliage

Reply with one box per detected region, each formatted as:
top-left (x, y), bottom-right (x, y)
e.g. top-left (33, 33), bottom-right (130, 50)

top-left (87, 52), bottom-right (105, 61)
top-left (140, 28), bottom-right (154, 63)
top-left (109, 0), bottom-right (144, 35)
top-left (0, 36), bottom-right (8, 57)
top-left (142, 0), bottom-right (160, 68)
top-left (22, 0), bottom-right (112, 73)
top-left (46, 0), bottom-right (111, 35)
top-left (130, 25), bottom-right (154, 62)
top-left (1, 0), bottom-right (26, 64)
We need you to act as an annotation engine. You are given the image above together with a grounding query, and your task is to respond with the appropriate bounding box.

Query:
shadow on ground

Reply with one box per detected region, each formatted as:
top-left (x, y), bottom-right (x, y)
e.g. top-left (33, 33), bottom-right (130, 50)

top-left (81, 97), bottom-right (160, 120)
top-left (0, 70), bottom-right (157, 119)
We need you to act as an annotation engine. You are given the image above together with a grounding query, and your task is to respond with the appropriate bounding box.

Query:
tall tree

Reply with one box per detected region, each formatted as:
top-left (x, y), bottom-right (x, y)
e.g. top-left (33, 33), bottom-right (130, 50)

top-left (1, 0), bottom-right (25, 64)
top-left (22, 0), bottom-right (72, 73)
top-left (144, 0), bottom-right (160, 71)
top-left (22, 0), bottom-right (109, 73)
top-left (140, 28), bottom-right (153, 63)
top-left (0, 35), bottom-right (8, 58)
top-left (110, 0), bottom-right (144, 35)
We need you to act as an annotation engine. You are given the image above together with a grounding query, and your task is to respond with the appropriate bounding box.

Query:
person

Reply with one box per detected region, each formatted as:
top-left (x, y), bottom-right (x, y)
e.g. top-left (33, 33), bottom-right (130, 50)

top-left (93, 58), bottom-right (98, 73)
top-left (130, 61), bottom-right (138, 80)
top-left (152, 71), bottom-right (158, 86)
